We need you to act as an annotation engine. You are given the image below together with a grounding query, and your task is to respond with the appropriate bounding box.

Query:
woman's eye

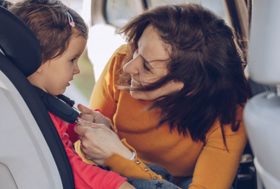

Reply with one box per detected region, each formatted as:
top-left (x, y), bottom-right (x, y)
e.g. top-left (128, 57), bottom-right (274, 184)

top-left (143, 61), bottom-right (152, 72)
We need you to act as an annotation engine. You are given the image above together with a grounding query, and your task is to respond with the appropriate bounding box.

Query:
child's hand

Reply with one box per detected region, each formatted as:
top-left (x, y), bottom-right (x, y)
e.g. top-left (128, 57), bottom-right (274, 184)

top-left (77, 104), bottom-right (113, 129)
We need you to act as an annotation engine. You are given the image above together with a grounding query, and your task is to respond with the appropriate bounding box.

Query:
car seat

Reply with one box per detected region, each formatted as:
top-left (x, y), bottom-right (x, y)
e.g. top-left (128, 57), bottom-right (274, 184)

top-left (244, 0), bottom-right (280, 188)
top-left (0, 6), bottom-right (74, 189)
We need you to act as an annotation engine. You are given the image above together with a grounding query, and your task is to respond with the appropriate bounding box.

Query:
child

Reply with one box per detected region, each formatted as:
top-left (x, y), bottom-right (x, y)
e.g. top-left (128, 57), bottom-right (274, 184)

top-left (9, 0), bottom-right (134, 189)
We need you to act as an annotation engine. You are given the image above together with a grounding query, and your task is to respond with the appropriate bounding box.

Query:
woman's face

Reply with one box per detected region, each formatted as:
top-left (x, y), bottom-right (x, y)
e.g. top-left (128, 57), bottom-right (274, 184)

top-left (123, 25), bottom-right (184, 101)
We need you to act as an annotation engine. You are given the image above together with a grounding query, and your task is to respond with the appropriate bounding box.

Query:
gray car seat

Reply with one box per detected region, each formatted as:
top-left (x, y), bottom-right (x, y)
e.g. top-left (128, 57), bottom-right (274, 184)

top-left (0, 6), bottom-right (74, 189)
top-left (244, 0), bottom-right (280, 188)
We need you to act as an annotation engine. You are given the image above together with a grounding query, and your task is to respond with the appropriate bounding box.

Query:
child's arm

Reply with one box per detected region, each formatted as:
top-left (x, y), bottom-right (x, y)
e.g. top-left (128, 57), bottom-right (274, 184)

top-left (49, 113), bottom-right (127, 189)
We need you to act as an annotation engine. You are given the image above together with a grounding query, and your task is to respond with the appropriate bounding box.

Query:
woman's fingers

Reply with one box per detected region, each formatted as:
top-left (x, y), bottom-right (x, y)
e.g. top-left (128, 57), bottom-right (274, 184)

top-left (79, 113), bottom-right (95, 122)
top-left (75, 121), bottom-right (132, 165)
top-left (77, 104), bottom-right (112, 129)
top-left (76, 118), bottom-right (93, 127)
top-left (77, 103), bottom-right (93, 114)
top-left (76, 125), bottom-right (115, 165)
top-left (78, 104), bottom-right (96, 122)
top-left (75, 121), bottom-right (110, 136)
top-left (74, 123), bottom-right (89, 135)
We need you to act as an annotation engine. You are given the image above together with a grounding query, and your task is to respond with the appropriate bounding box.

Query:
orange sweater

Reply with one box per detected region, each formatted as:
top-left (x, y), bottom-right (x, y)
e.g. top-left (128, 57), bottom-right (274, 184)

top-left (88, 45), bottom-right (247, 189)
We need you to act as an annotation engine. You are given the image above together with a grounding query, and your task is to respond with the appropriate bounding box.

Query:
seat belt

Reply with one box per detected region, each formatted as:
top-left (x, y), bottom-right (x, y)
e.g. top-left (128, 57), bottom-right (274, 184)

top-left (33, 86), bottom-right (79, 123)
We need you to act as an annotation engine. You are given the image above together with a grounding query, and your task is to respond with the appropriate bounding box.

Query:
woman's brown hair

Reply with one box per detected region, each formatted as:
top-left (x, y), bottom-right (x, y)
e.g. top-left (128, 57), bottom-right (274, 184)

top-left (120, 4), bottom-right (251, 143)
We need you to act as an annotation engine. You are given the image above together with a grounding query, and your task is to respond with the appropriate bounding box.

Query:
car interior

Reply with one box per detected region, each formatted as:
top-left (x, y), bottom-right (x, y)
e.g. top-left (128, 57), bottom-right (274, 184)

top-left (244, 0), bottom-right (280, 188)
top-left (0, 0), bottom-right (279, 188)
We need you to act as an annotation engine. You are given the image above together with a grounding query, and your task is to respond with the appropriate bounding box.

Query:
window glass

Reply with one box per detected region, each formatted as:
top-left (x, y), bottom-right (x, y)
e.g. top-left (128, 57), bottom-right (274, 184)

top-left (146, 0), bottom-right (226, 19)
top-left (106, 0), bottom-right (145, 28)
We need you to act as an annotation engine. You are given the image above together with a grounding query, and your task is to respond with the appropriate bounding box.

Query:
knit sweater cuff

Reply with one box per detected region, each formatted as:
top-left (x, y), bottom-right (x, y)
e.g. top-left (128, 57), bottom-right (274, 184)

top-left (104, 153), bottom-right (162, 180)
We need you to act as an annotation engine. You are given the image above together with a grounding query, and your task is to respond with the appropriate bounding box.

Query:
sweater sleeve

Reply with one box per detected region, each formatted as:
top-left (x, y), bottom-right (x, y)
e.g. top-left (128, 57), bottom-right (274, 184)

top-left (89, 45), bottom-right (162, 180)
top-left (105, 138), bottom-right (162, 180)
top-left (75, 136), bottom-right (162, 180)
top-left (89, 46), bottom-right (126, 121)
top-left (104, 153), bottom-right (162, 180)
top-left (189, 110), bottom-right (247, 189)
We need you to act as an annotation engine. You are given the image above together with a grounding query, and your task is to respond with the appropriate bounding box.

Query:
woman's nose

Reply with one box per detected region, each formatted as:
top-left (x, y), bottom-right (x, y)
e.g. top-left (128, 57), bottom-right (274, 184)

top-left (123, 56), bottom-right (140, 75)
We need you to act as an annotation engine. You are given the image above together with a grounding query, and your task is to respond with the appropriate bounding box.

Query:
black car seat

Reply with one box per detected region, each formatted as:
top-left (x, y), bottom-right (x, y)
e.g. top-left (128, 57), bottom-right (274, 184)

top-left (0, 6), bottom-right (74, 189)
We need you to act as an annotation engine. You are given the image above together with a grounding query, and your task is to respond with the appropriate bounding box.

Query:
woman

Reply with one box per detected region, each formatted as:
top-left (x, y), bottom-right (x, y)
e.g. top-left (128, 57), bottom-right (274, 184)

top-left (75, 4), bottom-right (250, 189)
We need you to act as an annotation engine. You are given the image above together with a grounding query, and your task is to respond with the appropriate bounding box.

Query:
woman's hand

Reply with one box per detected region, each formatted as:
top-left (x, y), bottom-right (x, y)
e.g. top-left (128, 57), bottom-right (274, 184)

top-left (74, 121), bottom-right (133, 165)
top-left (77, 104), bottom-right (113, 129)
top-left (119, 182), bottom-right (135, 189)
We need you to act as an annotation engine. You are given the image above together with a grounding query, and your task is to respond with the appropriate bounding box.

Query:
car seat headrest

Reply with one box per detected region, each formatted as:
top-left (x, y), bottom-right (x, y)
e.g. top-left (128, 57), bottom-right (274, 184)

top-left (0, 6), bottom-right (41, 77)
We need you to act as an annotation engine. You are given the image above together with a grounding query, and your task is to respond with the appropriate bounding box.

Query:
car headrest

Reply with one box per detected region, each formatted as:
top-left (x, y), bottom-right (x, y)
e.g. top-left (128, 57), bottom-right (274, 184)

top-left (0, 6), bottom-right (41, 77)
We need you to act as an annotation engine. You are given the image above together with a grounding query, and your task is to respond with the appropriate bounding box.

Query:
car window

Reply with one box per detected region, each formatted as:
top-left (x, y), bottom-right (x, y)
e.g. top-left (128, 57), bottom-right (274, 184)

top-left (106, 0), bottom-right (145, 28)
top-left (106, 0), bottom-right (226, 28)
top-left (147, 0), bottom-right (225, 19)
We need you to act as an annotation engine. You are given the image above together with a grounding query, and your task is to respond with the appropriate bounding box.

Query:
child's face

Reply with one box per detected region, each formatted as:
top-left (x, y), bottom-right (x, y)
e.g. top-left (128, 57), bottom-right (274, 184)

top-left (29, 34), bottom-right (86, 95)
